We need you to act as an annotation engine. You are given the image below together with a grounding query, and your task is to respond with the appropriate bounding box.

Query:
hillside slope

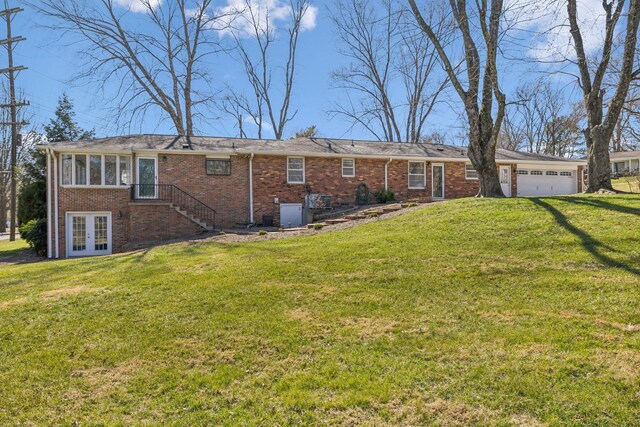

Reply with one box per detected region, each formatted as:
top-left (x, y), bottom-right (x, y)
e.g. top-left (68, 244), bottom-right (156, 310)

top-left (1, 195), bottom-right (639, 425)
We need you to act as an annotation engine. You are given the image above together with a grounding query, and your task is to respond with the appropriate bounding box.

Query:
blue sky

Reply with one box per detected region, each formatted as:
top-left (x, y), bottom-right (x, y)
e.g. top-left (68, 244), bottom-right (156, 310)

top-left (10, 0), bottom-right (468, 142)
top-left (8, 0), bottom-right (604, 142)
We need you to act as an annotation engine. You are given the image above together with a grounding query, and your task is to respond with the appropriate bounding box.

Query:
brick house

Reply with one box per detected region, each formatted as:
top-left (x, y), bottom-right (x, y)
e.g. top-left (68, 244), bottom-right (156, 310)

top-left (39, 135), bottom-right (586, 258)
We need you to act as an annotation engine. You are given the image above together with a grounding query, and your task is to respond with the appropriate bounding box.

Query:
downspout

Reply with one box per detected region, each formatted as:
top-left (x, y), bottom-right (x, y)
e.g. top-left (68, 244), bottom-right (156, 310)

top-left (384, 158), bottom-right (393, 190)
top-left (53, 151), bottom-right (59, 258)
top-left (249, 153), bottom-right (254, 224)
top-left (46, 149), bottom-right (52, 258)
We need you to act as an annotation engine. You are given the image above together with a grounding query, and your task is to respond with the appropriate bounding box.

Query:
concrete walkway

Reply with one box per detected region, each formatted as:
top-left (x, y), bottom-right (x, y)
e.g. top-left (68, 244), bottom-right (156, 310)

top-left (0, 232), bottom-right (20, 241)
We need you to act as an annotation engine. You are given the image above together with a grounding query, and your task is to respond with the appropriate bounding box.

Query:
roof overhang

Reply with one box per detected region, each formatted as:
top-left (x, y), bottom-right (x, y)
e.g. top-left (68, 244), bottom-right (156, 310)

top-left (36, 144), bottom-right (587, 166)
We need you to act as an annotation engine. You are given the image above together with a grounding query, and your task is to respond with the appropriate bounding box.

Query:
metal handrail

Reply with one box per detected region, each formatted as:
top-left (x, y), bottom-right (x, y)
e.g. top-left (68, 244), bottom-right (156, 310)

top-left (130, 184), bottom-right (216, 229)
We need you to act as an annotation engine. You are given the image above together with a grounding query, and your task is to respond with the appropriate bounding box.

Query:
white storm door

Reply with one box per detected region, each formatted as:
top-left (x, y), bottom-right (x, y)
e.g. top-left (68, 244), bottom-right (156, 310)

top-left (500, 166), bottom-right (512, 197)
top-left (432, 164), bottom-right (445, 199)
top-left (136, 157), bottom-right (158, 199)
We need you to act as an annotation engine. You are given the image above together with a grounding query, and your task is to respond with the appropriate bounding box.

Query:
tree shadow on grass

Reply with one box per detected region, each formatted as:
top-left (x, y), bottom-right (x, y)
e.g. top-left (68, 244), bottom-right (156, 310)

top-left (530, 198), bottom-right (640, 277)
top-left (558, 196), bottom-right (640, 217)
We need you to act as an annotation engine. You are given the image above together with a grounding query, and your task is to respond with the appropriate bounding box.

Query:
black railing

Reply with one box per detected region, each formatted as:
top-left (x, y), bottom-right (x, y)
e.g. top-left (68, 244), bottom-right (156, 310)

top-left (130, 184), bottom-right (216, 229)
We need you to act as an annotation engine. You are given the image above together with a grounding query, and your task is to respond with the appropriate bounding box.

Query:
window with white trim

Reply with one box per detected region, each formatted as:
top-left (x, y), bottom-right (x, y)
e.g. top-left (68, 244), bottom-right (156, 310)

top-left (546, 170), bottom-right (558, 176)
top-left (465, 164), bottom-right (478, 180)
top-left (342, 158), bottom-right (355, 177)
top-left (408, 161), bottom-right (426, 189)
top-left (287, 157), bottom-right (305, 184)
top-left (61, 154), bottom-right (131, 187)
top-left (516, 169), bottom-right (528, 175)
top-left (560, 171), bottom-right (573, 177)
top-left (530, 170), bottom-right (543, 176)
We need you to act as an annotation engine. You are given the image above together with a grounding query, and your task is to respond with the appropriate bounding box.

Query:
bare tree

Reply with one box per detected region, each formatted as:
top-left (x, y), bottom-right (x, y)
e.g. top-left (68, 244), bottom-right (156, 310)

top-left (566, 0), bottom-right (640, 191)
top-left (329, 0), bottom-right (448, 143)
top-left (410, 0), bottom-right (507, 197)
top-left (221, 0), bottom-right (314, 140)
top-left (32, 0), bottom-right (230, 136)
top-left (500, 80), bottom-right (584, 157)
top-left (611, 87), bottom-right (640, 151)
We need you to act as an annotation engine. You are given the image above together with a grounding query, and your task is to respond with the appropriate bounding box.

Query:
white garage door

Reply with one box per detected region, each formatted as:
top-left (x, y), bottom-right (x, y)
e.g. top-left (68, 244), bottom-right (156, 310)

top-left (517, 169), bottom-right (577, 196)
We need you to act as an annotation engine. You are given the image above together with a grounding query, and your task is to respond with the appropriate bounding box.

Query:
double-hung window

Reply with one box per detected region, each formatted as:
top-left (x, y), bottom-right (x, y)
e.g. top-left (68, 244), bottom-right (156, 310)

top-left (342, 158), bottom-right (355, 177)
top-left (62, 153), bottom-right (131, 187)
top-left (287, 157), bottom-right (305, 184)
top-left (408, 161), bottom-right (426, 189)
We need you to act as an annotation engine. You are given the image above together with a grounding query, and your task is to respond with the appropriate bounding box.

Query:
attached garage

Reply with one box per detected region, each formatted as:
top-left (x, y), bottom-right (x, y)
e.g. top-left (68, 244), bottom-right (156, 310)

top-left (516, 168), bottom-right (577, 196)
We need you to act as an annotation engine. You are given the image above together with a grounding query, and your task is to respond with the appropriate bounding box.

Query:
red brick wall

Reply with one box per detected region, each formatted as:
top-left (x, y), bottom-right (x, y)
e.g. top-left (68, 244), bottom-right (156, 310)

top-left (54, 152), bottom-right (250, 257)
top-left (157, 154), bottom-right (251, 228)
top-left (128, 203), bottom-right (204, 248)
top-left (578, 165), bottom-right (585, 193)
top-left (57, 186), bottom-right (131, 257)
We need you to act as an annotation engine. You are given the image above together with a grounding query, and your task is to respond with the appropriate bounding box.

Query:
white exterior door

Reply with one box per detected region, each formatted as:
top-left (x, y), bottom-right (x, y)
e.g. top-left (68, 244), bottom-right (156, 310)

top-left (136, 157), bottom-right (158, 198)
top-left (517, 169), bottom-right (577, 196)
top-left (67, 213), bottom-right (112, 257)
top-left (280, 204), bottom-right (303, 228)
top-left (500, 166), bottom-right (512, 197)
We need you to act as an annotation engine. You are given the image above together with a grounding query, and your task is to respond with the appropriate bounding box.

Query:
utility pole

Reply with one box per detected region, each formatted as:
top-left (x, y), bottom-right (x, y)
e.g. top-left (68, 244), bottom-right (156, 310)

top-left (0, 1), bottom-right (27, 242)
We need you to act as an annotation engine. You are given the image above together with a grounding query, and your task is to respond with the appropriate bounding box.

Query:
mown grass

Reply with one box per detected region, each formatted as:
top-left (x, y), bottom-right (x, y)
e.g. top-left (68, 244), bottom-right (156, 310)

top-left (0, 238), bottom-right (28, 260)
top-left (1, 195), bottom-right (639, 426)
top-left (613, 177), bottom-right (640, 193)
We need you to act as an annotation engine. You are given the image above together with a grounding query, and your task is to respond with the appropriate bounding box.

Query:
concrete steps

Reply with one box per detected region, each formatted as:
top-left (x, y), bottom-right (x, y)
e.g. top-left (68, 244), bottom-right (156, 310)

top-left (172, 205), bottom-right (214, 231)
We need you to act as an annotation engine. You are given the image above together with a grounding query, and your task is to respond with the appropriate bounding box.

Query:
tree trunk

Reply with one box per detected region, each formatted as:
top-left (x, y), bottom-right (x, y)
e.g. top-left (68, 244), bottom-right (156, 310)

top-left (477, 166), bottom-right (503, 197)
top-left (587, 129), bottom-right (615, 191)
top-left (468, 134), bottom-right (505, 197)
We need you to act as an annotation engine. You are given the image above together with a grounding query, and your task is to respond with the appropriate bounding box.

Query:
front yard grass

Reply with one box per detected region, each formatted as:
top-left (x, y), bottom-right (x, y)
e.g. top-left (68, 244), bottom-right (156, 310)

top-left (613, 176), bottom-right (640, 192)
top-left (0, 195), bottom-right (639, 425)
top-left (0, 238), bottom-right (29, 260)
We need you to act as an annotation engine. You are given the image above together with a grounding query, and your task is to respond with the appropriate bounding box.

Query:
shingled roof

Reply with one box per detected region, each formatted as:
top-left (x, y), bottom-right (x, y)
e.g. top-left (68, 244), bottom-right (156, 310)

top-left (39, 134), bottom-right (585, 164)
top-left (610, 150), bottom-right (640, 159)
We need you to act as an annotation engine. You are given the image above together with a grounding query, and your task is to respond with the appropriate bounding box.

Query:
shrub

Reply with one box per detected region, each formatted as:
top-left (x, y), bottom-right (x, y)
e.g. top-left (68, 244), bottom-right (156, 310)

top-left (259, 230), bottom-right (267, 236)
top-left (374, 188), bottom-right (395, 203)
top-left (313, 223), bottom-right (324, 230)
top-left (18, 218), bottom-right (47, 256)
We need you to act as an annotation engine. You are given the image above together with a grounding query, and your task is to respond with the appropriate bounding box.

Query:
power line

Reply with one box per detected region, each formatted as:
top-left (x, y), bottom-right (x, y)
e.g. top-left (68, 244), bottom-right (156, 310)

top-left (0, 1), bottom-right (27, 241)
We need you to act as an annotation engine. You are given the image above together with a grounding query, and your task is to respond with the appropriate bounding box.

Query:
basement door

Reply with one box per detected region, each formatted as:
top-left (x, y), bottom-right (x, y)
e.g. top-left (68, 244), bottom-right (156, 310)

top-left (280, 204), bottom-right (303, 228)
top-left (66, 212), bottom-right (112, 257)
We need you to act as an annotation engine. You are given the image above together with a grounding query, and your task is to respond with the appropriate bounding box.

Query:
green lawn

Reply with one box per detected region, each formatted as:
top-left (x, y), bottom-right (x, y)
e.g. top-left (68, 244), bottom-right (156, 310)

top-left (1, 196), bottom-right (639, 426)
top-left (613, 177), bottom-right (640, 193)
top-left (0, 237), bottom-right (28, 260)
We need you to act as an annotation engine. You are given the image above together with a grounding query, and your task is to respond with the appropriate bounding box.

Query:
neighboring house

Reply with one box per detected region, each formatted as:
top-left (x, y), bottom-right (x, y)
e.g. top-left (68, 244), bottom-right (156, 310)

top-left (610, 151), bottom-right (640, 176)
top-left (38, 135), bottom-right (586, 258)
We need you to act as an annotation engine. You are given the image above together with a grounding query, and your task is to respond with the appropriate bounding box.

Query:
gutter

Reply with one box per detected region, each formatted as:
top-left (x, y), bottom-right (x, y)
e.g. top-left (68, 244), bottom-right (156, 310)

top-left (384, 158), bottom-right (393, 190)
top-left (249, 152), bottom-right (254, 224)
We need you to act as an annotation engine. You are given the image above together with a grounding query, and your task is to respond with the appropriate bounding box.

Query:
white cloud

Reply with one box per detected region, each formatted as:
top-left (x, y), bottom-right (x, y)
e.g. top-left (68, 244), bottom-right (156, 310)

top-left (509, 0), bottom-right (608, 61)
top-left (215, 0), bottom-right (318, 38)
top-left (113, 0), bottom-right (163, 14)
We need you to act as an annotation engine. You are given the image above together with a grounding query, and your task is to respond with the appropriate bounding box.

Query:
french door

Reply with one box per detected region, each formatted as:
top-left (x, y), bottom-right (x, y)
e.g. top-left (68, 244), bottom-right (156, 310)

top-left (136, 156), bottom-right (158, 198)
top-left (67, 213), bottom-right (112, 257)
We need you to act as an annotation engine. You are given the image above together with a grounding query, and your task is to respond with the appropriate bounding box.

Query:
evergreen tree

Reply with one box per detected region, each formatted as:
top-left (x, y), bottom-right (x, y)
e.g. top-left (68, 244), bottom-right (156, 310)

top-left (18, 95), bottom-right (94, 227)
top-left (43, 94), bottom-right (95, 142)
